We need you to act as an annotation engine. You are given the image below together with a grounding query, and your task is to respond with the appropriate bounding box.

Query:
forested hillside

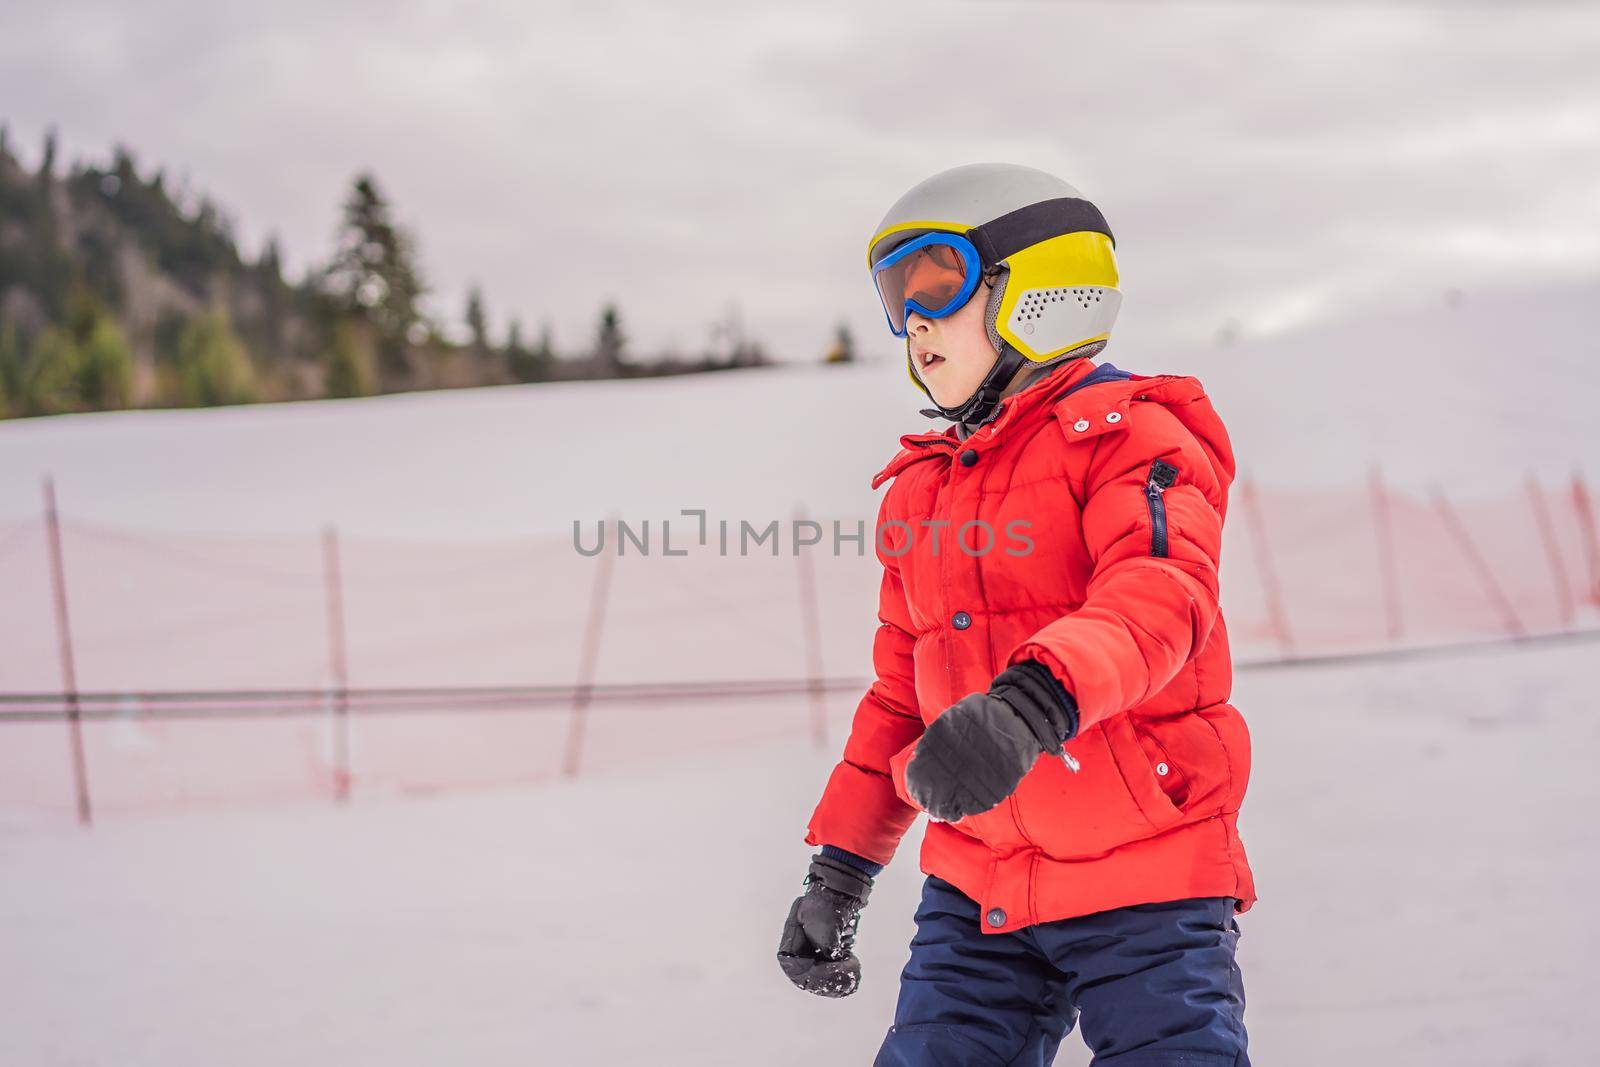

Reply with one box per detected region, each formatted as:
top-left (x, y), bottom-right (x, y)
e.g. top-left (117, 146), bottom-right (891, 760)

top-left (0, 129), bottom-right (772, 419)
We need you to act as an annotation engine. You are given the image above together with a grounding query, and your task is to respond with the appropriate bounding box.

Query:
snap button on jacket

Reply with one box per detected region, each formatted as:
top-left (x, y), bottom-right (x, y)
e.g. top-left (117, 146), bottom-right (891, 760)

top-left (804, 358), bottom-right (1256, 934)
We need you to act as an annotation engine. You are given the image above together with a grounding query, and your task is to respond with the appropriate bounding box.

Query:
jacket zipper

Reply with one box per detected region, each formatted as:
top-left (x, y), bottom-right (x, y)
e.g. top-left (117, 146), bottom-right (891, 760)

top-left (1145, 460), bottom-right (1178, 557)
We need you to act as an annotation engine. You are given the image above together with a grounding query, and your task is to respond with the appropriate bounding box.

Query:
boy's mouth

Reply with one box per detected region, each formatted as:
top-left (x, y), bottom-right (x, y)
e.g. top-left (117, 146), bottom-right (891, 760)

top-left (914, 348), bottom-right (945, 372)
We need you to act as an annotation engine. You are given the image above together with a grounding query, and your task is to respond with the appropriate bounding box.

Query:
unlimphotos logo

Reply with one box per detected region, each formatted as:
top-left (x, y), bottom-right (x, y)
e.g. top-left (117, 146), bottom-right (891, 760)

top-left (572, 510), bottom-right (1034, 558)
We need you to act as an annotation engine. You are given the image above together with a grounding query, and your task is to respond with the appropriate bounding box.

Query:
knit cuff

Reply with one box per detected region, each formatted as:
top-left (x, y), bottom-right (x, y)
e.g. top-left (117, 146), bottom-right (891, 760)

top-left (820, 844), bottom-right (885, 880)
top-left (990, 659), bottom-right (1079, 753)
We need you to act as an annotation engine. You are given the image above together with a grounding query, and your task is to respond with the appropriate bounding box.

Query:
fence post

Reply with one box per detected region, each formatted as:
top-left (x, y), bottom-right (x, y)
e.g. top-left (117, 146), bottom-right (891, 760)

top-left (563, 518), bottom-right (617, 777)
top-left (321, 524), bottom-right (352, 803)
top-left (794, 506), bottom-right (828, 749)
top-left (42, 478), bottom-right (92, 827)
top-left (1431, 488), bottom-right (1525, 638)
top-left (1525, 473), bottom-right (1575, 629)
top-left (1367, 465), bottom-right (1404, 643)
top-left (1239, 477), bottom-right (1295, 657)
top-left (1573, 472), bottom-right (1600, 607)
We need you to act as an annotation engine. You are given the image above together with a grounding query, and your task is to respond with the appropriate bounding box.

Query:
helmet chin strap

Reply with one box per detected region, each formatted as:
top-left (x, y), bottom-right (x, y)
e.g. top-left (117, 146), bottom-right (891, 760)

top-left (917, 342), bottom-right (1026, 423)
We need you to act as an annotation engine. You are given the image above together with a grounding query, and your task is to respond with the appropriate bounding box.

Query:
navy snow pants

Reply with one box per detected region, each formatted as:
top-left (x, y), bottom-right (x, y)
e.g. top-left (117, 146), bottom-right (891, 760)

top-left (875, 875), bottom-right (1249, 1067)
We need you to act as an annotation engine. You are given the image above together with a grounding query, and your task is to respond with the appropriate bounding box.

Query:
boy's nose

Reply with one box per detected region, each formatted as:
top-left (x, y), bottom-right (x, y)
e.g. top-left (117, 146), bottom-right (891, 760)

top-left (906, 311), bottom-right (932, 334)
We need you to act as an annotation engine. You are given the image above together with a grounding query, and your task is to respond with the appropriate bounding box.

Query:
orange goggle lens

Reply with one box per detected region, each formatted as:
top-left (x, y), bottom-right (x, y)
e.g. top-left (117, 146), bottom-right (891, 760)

top-left (871, 233), bottom-right (982, 336)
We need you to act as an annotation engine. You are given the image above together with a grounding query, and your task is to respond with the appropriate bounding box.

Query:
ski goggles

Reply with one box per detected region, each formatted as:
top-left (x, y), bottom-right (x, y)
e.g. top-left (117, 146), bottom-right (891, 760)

top-left (871, 232), bottom-right (983, 337)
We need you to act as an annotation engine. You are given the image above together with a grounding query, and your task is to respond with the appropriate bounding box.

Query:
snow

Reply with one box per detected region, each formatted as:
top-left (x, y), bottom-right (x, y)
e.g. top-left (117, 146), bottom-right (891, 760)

top-left (1, 281), bottom-right (1598, 1063)
top-left (1, 637), bottom-right (1595, 1065)
top-left (0, 282), bottom-right (1594, 539)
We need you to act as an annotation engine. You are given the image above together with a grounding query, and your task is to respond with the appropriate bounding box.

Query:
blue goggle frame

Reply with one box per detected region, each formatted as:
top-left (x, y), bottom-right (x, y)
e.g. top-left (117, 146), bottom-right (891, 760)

top-left (870, 231), bottom-right (984, 338)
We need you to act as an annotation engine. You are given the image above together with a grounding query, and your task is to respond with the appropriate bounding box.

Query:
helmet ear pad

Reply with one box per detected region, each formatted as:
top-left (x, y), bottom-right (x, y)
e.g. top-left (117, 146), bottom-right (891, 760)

top-left (991, 232), bottom-right (1121, 362)
top-left (983, 267), bottom-right (1009, 358)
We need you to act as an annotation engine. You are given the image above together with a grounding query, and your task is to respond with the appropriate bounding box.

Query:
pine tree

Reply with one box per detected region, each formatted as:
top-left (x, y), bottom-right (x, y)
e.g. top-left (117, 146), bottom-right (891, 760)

top-left (506, 318), bottom-right (556, 383)
top-left (249, 235), bottom-right (289, 355)
top-left (0, 318), bottom-right (20, 418)
top-left (325, 173), bottom-right (426, 365)
top-left (39, 128), bottom-right (56, 182)
top-left (594, 304), bottom-right (625, 376)
top-left (465, 286), bottom-right (488, 354)
top-left (257, 236), bottom-right (284, 285)
top-left (31, 129), bottom-right (69, 320)
top-left (505, 318), bottom-right (529, 381)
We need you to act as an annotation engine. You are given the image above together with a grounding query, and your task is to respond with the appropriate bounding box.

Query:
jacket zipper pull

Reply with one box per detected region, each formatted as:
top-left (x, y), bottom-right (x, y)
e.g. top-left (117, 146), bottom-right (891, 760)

top-left (1147, 459), bottom-right (1178, 492)
top-left (1059, 750), bottom-right (1081, 773)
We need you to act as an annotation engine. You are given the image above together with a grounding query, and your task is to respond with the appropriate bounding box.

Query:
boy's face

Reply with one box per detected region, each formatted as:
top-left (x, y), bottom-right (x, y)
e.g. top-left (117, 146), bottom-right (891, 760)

top-left (907, 280), bottom-right (999, 410)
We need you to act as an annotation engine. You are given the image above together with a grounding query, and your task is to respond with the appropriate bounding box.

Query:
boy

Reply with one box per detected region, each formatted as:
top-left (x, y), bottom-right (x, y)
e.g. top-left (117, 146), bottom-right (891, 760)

top-left (777, 164), bottom-right (1255, 1066)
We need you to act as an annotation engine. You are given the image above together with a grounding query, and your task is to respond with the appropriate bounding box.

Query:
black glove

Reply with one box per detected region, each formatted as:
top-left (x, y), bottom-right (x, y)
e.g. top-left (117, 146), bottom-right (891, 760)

top-left (776, 852), bottom-right (874, 998)
top-left (904, 660), bottom-right (1078, 823)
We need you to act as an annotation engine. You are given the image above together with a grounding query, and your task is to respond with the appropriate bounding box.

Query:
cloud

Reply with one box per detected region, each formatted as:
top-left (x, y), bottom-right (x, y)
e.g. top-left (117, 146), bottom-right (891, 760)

top-left (2, 0), bottom-right (1596, 362)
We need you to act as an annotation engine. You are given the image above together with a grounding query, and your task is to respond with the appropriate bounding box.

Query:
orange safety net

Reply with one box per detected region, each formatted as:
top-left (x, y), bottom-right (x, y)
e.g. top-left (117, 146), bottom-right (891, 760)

top-left (1, 476), bottom-right (1596, 819)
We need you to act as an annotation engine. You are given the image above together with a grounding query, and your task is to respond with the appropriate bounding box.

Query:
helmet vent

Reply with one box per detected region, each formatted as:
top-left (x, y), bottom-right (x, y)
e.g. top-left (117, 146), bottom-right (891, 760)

top-left (1006, 283), bottom-right (1120, 354)
top-left (1018, 286), bottom-right (1107, 320)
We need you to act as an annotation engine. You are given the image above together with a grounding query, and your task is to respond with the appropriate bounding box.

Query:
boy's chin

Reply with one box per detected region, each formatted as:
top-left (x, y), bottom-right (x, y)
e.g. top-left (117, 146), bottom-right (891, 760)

top-left (928, 385), bottom-right (975, 411)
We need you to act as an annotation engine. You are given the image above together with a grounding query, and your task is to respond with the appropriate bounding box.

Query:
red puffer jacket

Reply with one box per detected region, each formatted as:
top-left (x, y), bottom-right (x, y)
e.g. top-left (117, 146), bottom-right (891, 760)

top-left (804, 357), bottom-right (1255, 933)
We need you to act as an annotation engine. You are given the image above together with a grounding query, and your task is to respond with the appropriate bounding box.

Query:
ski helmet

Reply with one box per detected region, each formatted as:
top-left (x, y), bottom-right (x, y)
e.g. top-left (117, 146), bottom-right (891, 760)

top-left (867, 163), bottom-right (1120, 422)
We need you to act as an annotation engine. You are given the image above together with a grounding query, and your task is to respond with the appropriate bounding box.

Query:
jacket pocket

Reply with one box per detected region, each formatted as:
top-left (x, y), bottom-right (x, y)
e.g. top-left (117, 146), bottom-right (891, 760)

top-left (1128, 708), bottom-right (1244, 820)
top-left (1133, 722), bottom-right (1191, 810)
top-left (1101, 714), bottom-right (1186, 832)
top-left (1011, 721), bottom-right (1173, 860)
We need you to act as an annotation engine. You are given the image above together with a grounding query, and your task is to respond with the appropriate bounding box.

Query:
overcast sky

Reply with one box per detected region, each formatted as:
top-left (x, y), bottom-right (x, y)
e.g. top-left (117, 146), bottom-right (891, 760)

top-left (1, 0), bottom-right (1596, 363)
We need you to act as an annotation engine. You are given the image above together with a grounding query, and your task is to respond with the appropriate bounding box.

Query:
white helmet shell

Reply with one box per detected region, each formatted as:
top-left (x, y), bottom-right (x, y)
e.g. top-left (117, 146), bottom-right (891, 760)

top-left (869, 163), bottom-right (1088, 267)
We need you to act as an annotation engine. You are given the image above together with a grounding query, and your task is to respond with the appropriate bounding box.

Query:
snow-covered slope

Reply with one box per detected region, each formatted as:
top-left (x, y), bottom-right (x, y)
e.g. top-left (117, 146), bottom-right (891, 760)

top-left (0, 283), bottom-right (1594, 538)
top-left (1, 284), bottom-right (1596, 1065)
top-left (1, 638), bottom-right (1594, 1066)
